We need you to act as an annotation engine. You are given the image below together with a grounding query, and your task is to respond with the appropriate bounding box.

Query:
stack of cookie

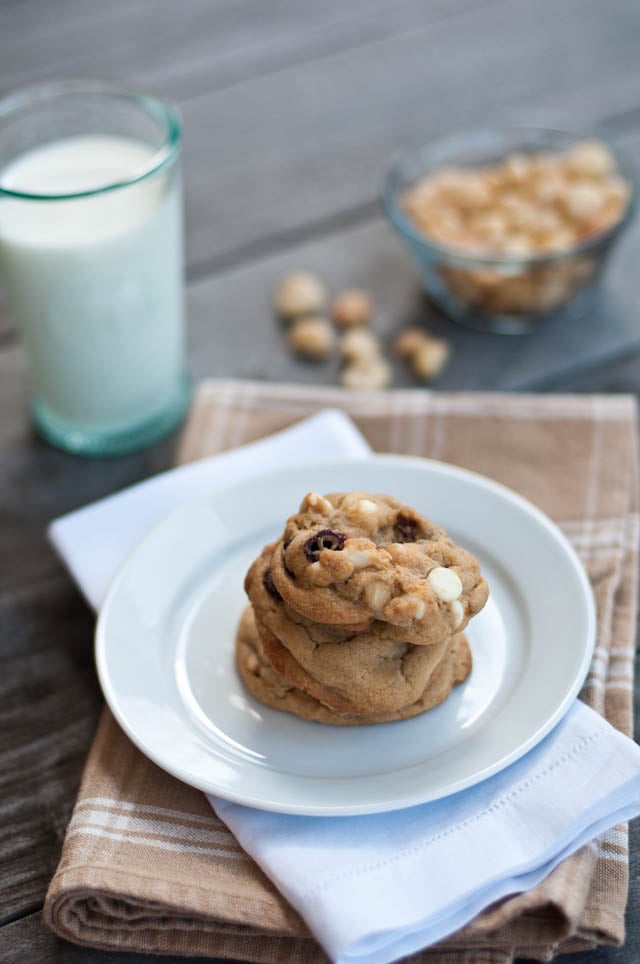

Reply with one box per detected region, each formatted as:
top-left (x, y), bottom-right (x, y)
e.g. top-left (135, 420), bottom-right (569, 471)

top-left (237, 491), bottom-right (489, 725)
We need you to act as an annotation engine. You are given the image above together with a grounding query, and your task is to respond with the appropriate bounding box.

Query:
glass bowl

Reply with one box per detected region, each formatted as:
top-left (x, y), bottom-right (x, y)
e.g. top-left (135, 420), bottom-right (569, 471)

top-left (382, 127), bottom-right (635, 334)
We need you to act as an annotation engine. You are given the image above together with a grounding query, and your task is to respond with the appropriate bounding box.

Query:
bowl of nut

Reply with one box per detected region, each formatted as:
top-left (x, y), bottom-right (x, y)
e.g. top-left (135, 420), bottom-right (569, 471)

top-left (382, 127), bottom-right (634, 333)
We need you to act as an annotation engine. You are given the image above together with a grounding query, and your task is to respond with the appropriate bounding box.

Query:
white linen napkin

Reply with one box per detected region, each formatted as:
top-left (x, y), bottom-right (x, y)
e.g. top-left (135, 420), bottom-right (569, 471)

top-left (211, 703), bottom-right (640, 964)
top-left (48, 409), bottom-right (640, 964)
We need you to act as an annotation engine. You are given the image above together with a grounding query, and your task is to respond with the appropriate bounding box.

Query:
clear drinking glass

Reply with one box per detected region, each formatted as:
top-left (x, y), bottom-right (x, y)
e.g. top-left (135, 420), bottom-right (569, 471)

top-left (0, 80), bottom-right (190, 455)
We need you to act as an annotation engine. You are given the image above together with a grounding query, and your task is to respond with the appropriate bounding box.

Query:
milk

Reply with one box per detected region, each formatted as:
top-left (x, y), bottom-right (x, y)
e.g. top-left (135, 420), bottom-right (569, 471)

top-left (0, 136), bottom-right (185, 436)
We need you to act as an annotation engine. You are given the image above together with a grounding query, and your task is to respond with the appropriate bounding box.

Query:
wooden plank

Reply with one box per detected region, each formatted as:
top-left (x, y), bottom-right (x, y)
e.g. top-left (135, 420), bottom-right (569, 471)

top-left (176, 0), bottom-right (640, 275)
top-left (0, 0), bottom-right (478, 101)
top-left (0, 0), bottom-right (478, 334)
top-left (0, 347), bottom-right (179, 592)
top-left (0, 570), bottom-right (100, 923)
top-left (0, 0), bottom-right (639, 318)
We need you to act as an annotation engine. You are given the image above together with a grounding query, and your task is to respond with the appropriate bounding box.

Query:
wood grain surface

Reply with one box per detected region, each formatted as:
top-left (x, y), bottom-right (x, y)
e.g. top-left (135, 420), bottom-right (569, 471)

top-left (1, 2), bottom-right (639, 962)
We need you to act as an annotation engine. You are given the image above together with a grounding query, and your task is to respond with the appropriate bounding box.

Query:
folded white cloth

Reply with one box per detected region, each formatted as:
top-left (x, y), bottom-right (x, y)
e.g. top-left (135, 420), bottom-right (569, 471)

top-left (212, 703), bottom-right (640, 963)
top-left (48, 410), bottom-right (640, 964)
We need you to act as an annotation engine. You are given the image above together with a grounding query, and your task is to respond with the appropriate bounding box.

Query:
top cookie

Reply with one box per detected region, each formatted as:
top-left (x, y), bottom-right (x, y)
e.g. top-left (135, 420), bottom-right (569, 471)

top-left (269, 491), bottom-right (488, 642)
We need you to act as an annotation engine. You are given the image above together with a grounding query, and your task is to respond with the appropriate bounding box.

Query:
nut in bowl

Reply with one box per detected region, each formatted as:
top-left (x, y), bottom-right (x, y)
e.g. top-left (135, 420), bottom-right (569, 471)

top-left (382, 127), bottom-right (635, 333)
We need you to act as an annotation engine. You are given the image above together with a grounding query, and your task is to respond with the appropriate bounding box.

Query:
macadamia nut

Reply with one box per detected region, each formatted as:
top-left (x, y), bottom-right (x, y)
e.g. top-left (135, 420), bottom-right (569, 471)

top-left (331, 289), bottom-right (373, 328)
top-left (564, 140), bottom-right (616, 178)
top-left (393, 328), bottom-right (451, 381)
top-left (340, 328), bottom-right (383, 365)
top-left (394, 328), bottom-right (427, 360)
top-left (274, 271), bottom-right (327, 319)
top-left (402, 139), bottom-right (628, 259)
top-left (412, 338), bottom-right (450, 381)
top-left (340, 358), bottom-right (392, 391)
top-left (288, 317), bottom-right (335, 360)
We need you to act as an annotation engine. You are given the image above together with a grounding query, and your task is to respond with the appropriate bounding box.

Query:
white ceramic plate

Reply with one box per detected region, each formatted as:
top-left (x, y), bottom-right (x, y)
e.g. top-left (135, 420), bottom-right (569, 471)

top-left (96, 456), bottom-right (595, 816)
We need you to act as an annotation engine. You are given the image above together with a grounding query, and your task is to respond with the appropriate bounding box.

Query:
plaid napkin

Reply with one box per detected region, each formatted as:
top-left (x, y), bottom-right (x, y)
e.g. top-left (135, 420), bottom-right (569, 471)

top-left (45, 380), bottom-right (639, 963)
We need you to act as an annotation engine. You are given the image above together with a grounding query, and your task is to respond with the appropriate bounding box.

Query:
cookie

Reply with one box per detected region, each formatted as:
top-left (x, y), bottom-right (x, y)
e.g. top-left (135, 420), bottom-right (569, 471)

top-left (236, 605), bottom-right (472, 726)
top-left (248, 546), bottom-right (450, 712)
top-left (256, 616), bottom-right (450, 715)
top-left (248, 544), bottom-right (370, 638)
top-left (269, 491), bottom-right (488, 642)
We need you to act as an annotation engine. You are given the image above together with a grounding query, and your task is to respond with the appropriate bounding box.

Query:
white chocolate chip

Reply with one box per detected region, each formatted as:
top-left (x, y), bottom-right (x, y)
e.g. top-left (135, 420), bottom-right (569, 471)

top-left (305, 492), bottom-right (333, 515)
top-left (449, 599), bottom-right (464, 628)
top-left (344, 493), bottom-right (370, 514)
top-left (364, 580), bottom-right (391, 610)
top-left (357, 498), bottom-right (377, 515)
top-left (345, 548), bottom-right (377, 570)
top-left (427, 566), bottom-right (463, 602)
top-left (401, 593), bottom-right (427, 620)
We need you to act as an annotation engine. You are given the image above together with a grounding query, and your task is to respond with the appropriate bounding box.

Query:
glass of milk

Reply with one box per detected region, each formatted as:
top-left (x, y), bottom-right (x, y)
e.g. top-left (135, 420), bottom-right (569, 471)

top-left (0, 80), bottom-right (190, 455)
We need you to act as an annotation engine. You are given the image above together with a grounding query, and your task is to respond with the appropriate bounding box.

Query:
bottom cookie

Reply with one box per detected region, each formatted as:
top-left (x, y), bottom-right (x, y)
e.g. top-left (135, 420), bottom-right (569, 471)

top-left (235, 605), bottom-right (472, 726)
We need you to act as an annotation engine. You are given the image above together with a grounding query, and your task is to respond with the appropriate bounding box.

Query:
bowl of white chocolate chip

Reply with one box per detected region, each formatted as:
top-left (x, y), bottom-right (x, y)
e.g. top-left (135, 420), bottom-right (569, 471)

top-left (382, 127), bottom-right (634, 333)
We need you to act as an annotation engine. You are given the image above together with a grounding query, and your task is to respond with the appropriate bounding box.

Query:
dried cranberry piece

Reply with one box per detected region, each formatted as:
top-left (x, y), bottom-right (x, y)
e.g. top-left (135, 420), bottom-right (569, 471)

top-left (263, 567), bottom-right (282, 601)
top-left (396, 513), bottom-right (418, 541)
top-left (304, 528), bottom-right (346, 561)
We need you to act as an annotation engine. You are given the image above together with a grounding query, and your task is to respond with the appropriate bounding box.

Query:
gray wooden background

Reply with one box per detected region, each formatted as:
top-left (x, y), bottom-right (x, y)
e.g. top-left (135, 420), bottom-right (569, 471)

top-left (1, 1), bottom-right (639, 962)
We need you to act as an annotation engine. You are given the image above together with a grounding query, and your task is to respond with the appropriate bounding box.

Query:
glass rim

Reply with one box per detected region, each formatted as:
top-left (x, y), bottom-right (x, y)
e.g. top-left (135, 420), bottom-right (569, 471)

top-left (0, 79), bottom-right (182, 201)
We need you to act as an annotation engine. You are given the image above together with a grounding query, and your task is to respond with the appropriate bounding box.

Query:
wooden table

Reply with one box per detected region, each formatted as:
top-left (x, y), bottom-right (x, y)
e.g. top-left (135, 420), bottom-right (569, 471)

top-left (1, 2), bottom-right (639, 961)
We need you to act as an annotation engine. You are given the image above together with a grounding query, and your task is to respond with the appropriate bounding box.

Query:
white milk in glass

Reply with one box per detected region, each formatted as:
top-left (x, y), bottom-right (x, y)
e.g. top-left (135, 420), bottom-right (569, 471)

top-left (0, 136), bottom-right (185, 433)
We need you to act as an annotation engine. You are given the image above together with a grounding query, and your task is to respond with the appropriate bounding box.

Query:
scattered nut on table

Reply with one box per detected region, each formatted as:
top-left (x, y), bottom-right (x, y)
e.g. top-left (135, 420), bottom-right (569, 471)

top-left (411, 338), bottom-right (450, 381)
top-left (331, 289), bottom-right (373, 328)
top-left (393, 328), bottom-right (451, 381)
top-left (340, 325), bottom-right (391, 390)
top-left (274, 271), bottom-right (327, 320)
top-left (393, 328), bottom-right (427, 361)
top-left (340, 357), bottom-right (392, 391)
top-left (340, 328), bottom-right (383, 365)
top-left (288, 316), bottom-right (336, 360)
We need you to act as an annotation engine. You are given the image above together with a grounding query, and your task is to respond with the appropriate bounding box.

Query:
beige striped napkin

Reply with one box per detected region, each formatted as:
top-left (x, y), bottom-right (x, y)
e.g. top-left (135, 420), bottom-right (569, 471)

top-left (45, 380), bottom-right (639, 963)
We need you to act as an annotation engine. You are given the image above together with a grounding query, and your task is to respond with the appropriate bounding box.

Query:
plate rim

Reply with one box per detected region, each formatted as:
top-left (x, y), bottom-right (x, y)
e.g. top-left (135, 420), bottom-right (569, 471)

top-left (96, 453), bottom-right (596, 815)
